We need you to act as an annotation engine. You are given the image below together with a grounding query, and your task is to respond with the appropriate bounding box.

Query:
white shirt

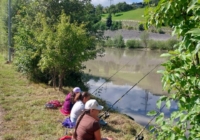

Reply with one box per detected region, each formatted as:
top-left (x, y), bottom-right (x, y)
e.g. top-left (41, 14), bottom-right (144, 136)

top-left (70, 100), bottom-right (84, 120)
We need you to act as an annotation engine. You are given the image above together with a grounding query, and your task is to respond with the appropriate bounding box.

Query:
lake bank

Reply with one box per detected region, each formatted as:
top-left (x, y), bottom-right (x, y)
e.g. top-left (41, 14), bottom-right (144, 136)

top-left (0, 54), bottom-right (151, 140)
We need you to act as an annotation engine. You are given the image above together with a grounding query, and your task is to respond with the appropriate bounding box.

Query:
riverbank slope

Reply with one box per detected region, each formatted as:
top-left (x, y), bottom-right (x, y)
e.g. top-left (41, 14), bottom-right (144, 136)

top-left (0, 54), bottom-right (151, 140)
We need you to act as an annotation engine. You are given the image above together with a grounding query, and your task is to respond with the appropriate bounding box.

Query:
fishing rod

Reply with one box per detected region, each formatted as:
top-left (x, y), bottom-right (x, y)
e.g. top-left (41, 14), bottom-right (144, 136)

top-left (91, 55), bottom-right (136, 95)
top-left (134, 104), bottom-right (166, 140)
top-left (99, 63), bottom-right (160, 119)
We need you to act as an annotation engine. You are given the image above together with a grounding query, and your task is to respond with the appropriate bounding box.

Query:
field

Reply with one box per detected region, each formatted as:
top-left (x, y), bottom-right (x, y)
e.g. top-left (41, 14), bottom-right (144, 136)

top-left (101, 8), bottom-right (146, 21)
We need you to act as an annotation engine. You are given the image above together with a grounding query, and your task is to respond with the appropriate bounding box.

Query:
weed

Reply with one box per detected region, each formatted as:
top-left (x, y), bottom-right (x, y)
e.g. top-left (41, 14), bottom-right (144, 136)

top-left (4, 114), bottom-right (12, 121)
top-left (3, 135), bottom-right (14, 140)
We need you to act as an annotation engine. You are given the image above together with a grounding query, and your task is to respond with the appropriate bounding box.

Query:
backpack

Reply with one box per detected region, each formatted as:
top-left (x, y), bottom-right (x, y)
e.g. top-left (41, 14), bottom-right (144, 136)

top-left (62, 117), bottom-right (75, 128)
top-left (45, 100), bottom-right (62, 109)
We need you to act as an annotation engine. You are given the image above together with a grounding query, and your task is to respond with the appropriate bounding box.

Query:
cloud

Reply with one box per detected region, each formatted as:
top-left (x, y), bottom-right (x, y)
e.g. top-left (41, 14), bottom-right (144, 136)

top-left (91, 0), bottom-right (143, 7)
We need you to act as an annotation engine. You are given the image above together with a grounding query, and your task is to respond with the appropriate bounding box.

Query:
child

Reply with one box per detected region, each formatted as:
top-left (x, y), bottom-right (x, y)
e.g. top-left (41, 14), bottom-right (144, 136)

top-left (60, 87), bottom-right (81, 115)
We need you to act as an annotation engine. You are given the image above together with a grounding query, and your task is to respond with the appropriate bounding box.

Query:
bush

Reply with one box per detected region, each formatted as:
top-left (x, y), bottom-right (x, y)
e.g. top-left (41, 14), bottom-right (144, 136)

top-left (140, 31), bottom-right (149, 48)
top-left (158, 28), bottom-right (165, 34)
top-left (111, 21), bottom-right (122, 30)
top-left (113, 35), bottom-right (125, 48)
top-left (126, 39), bottom-right (143, 48)
top-left (166, 39), bottom-right (179, 50)
top-left (93, 21), bottom-right (107, 30)
top-left (138, 23), bottom-right (145, 31)
top-left (105, 38), bottom-right (114, 47)
top-left (148, 39), bottom-right (178, 50)
top-left (148, 40), bottom-right (159, 50)
top-left (127, 26), bottom-right (134, 30)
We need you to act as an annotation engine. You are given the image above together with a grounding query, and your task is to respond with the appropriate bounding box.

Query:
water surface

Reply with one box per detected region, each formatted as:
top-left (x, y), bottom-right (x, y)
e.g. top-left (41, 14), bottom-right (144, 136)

top-left (84, 48), bottom-right (178, 126)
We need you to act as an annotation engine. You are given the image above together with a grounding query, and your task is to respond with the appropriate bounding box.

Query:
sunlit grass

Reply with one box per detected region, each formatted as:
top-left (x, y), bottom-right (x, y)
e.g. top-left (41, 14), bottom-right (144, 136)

top-left (102, 8), bottom-right (145, 21)
top-left (0, 54), bottom-right (152, 140)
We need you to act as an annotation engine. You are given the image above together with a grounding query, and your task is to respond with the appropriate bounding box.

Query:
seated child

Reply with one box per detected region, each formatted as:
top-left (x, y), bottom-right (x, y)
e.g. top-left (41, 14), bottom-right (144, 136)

top-left (60, 87), bottom-right (81, 115)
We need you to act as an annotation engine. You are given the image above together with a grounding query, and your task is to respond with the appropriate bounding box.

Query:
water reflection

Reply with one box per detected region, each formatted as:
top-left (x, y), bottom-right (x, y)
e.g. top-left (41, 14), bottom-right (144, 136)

top-left (87, 78), bottom-right (178, 126)
top-left (84, 48), bottom-right (178, 126)
top-left (84, 48), bottom-right (166, 94)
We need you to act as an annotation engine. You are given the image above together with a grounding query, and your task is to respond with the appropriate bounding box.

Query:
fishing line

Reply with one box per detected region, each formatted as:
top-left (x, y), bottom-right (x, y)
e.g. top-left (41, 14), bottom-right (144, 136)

top-left (99, 63), bottom-right (160, 117)
top-left (134, 103), bottom-right (166, 140)
top-left (92, 49), bottom-right (163, 95)
top-left (91, 55), bottom-right (136, 95)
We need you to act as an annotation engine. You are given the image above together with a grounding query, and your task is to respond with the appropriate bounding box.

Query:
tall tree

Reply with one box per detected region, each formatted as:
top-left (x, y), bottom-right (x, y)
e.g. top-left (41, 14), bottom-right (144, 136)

top-left (96, 4), bottom-right (103, 15)
top-left (145, 0), bottom-right (200, 139)
top-left (13, 0), bottom-right (102, 88)
top-left (0, 0), bottom-right (8, 52)
top-left (106, 13), bottom-right (112, 29)
top-left (37, 13), bottom-right (96, 90)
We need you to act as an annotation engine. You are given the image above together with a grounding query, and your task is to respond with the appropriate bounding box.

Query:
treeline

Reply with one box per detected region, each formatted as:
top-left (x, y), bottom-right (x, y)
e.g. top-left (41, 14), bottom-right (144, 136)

top-left (95, 0), bottom-right (159, 15)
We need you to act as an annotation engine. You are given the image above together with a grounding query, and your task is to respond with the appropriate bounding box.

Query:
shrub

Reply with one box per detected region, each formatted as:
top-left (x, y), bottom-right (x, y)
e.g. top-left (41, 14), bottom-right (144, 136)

top-left (127, 26), bottom-right (134, 30)
top-left (111, 21), bottom-right (122, 30)
top-left (113, 35), bottom-right (125, 48)
top-left (140, 31), bottom-right (149, 48)
top-left (93, 21), bottom-right (107, 30)
top-left (105, 38), bottom-right (114, 47)
top-left (138, 23), bottom-right (145, 31)
top-left (158, 28), bottom-right (165, 34)
top-left (166, 39), bottom-right (179, 50)
top-left (126, 39), bottom-right (142, 48)
top-left (148, 40), bottom-right (159, 50)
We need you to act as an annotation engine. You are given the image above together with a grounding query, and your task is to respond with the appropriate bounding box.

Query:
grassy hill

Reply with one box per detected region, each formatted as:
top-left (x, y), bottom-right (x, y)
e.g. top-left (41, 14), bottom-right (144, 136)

top-left (101, 8), bottom-right (145, 21)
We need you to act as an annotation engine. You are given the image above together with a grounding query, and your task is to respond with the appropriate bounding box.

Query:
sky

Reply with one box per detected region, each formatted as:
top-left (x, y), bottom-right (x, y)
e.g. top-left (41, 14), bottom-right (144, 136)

top-left (91, 0), bottom-right (143, 7)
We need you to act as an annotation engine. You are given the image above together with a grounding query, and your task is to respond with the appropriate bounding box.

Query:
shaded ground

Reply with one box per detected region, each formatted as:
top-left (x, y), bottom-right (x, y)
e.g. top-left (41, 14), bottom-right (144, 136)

top-left (104, 29), bottom-right (174, 41)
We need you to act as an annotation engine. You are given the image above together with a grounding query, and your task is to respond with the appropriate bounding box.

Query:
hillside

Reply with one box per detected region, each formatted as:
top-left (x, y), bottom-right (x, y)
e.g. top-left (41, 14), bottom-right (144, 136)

top-left (101, 8), bottom-right (145, 21)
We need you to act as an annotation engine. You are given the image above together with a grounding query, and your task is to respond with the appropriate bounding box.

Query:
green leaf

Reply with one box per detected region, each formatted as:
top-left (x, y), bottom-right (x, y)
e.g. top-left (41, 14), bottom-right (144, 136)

top-left (157, 70), bottom-right (164, 74)
top-left (160, 53), bottom-right (171, 57)
top-left (170, 132), bottom-right (175, 140)
top-left (147, 110), bottom-right (157, 116)
top-left (180, 114), bottom-right (188, 122)
top-left (180, 97), bottom-right (186, 103)
top-left (160, 96), bottom-right (167, 101)
top-left (177, 136), bottom-right (187, 140)
top-left (166, 100), bottom-right (171, 109)
top-left (187, 28), bottom-right (200, 36)
top-left (194, 43), bottom-right (200, 54)
top-left (156, 99), bottom-right (162, 109)
top-left (161, 125), bottom-right (168, 130)
top-left (155, 113), bottom-right (164, 123)
top-left (172, 126), bottom-right (181, 133)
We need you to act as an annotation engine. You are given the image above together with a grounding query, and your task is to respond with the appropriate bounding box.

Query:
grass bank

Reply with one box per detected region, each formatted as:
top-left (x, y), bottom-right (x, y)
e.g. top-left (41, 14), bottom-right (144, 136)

top-left (0, 54), bottom-right (152, 140)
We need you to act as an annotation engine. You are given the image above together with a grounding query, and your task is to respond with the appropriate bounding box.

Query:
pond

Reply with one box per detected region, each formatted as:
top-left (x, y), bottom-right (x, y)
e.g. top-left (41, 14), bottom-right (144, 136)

top-left (83, 48), bottom-right (178, 126)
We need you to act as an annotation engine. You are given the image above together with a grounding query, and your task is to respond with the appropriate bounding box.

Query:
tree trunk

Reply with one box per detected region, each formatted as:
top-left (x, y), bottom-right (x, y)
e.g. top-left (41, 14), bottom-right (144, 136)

top-left (52, 68), bottom-right (57, 89)
top-left (59, 70), bottom-right (65, 91)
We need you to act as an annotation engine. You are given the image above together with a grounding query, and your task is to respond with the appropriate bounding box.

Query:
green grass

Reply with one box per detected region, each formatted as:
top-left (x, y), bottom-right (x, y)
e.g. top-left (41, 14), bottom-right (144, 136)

top-left (102, 8), bottom-right (145, 21)
top-left (0, 53), bottom-right (152, 140)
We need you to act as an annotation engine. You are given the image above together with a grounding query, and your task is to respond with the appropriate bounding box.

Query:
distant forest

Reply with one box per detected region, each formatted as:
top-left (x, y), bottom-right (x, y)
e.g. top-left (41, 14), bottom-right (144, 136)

top-left (96, 0), bottom-right (159, 15)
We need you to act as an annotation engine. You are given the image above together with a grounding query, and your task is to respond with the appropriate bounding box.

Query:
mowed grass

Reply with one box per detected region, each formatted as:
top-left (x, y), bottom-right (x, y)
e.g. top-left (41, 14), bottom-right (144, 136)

top-left (0, 54), bottom-right (152, 140)
top-left (101, 8), bottom-right (145, 21)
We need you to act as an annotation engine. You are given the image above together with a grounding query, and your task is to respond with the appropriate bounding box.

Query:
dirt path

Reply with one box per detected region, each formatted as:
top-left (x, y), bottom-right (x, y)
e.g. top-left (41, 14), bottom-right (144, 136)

top-left (104, 29), bottom-right (174, 41)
